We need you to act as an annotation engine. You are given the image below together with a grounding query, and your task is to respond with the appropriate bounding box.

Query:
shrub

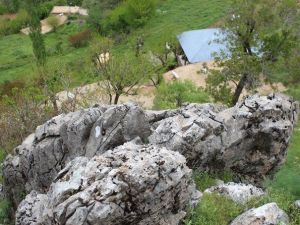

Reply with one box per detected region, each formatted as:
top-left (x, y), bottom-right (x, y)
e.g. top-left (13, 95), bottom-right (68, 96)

top-left (184, 193), bottom-right (243, 225)
top-left (125, 0), bottom-right (157, 28)
top-left (0, 80), bottom-right (25, 97)
top-left (67, 0), bottom-right (83, 6)
top-left (0, 3), bottom-right (7, 14)
top-left (68, 29), bottom-right (91, 47)
top-left (0, 9), bottom-right (28, 36)
top-left (46, 15), bottom-right (60, 32)
top-left (153, 80), bottom-right (211, 110)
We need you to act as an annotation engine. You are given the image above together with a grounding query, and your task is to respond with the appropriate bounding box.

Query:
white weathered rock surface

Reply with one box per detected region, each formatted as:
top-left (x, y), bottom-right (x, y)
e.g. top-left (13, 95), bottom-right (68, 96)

top-left (3, 94), bottom-right (298, 218)
top-left (204, 182), bottom-right (265, 204)
top-left (3, 103), bottom-right (151, 206)
top-left (150, 94), bottom-right (298, 184)
top-left (230, 203), bottom-right (289, 225)
top-left (15, 142), bottom-right (201, 225)
top-left (294, 200), bottom-right (300, 209)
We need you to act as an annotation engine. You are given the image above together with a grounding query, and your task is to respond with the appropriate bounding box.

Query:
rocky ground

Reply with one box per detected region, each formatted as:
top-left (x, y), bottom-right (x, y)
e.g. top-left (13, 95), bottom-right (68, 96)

top-left (2, 93), bottom-right (299, 225)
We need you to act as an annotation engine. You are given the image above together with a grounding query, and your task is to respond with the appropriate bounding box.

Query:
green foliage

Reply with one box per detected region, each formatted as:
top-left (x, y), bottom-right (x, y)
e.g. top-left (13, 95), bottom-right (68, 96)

top-left (0, 0), bottom-right (230, 84)
top-left (0, 3), bottom-right (7, 14)
top-left (68, 29), bottom-right (91, 48)
top-left (100, 0), bottom-right (157, 34)
top-left (153, 80), bottom-right (210, 110)
top-left (95, 54), bottom-right (152, 104)
top-left (207, 0), bottom-right (300, 105)
top-left (0, 198), bottom-right (12, 224)
top-left (1, 0), bottom-right (20, 13)
top-left (46, 15), bottom-right (60, 32)
top-left (26, 0), bottom-right (47, 68)
top-left (67, 0), bottom-right (83, 6)
top-left (125, 0), bottom-right (157, 28)
top-left (184, 193), bottom-right (243, 225)
top-left (0, 85), bottom-right (53, 151)
top-left (0, 9), bottom-right (29, 36)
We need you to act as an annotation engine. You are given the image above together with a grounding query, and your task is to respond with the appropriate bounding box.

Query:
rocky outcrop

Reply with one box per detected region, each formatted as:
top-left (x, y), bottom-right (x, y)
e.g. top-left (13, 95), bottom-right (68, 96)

top-left (149, 94), bottom-right (298, 184)
top-left (15, 142), bottom-right (201, 225)
top-left (204, 182), bottom-right (265, 204)
top-left (3, 103), bottom-right (151, 207)
top-left (3, 94), bottom-right (298, 211)
top-left (230, 203), bottom-right (289, 225)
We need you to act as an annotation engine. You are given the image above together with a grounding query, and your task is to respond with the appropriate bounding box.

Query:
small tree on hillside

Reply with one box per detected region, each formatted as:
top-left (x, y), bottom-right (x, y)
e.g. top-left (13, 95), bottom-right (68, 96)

top-left (150, 33), bottom-right (181, 86)
top-left (25, 0), bottom-right (47, 69)
top-left (95, 54), bottom-right (152, 104)
top-left (206, 0), bottom-right (299, 105)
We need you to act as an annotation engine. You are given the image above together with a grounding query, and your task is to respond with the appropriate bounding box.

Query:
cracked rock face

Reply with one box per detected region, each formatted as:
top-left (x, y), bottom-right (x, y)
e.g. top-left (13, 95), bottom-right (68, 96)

top-left (15, 142), bottom-right (201, 225)
top-left (3, 94), bottom-right (298, 211)
top-left (230, 203), bottom-right (289, 225)
top-left (3, 103), bottom-right (151, 207)
top-left (204, 182), bottom-right (265, 204)
top-left (149, 94), bottom-right (298, 184)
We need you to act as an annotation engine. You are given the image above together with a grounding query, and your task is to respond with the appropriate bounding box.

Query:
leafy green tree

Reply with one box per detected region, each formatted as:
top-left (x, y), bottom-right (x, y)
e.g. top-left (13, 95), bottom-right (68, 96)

top-left (153, 80), bottom-right (210, 110)
top-left (206, 0), bottom-right (299, 105)
top-left (150, 32), bottom-right (181, 86)
top-left (25, 0), bottom-right (47, 69)
top-left (95, 54), bottom-right (152, 104)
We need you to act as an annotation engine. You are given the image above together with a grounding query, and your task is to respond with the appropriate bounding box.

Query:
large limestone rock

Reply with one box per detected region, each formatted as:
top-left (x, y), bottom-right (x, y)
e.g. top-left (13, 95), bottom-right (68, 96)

top-left (149, 94), bottom-right (298, 184)
top-left (204, 182), bottom-right (265, 204)
top-left (230, 203), bottom-right (289, 225)
top-left (15, 142), bottom-right (201, 225)
top-left (3, 103), bottom-right (151, 207)
top-left (3, 94), bottom-right (298, 209)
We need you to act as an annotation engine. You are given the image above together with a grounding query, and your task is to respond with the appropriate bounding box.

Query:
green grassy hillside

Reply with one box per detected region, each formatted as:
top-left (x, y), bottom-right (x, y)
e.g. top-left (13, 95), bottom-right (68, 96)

top-left (0, 0), bottom-right (230, 84)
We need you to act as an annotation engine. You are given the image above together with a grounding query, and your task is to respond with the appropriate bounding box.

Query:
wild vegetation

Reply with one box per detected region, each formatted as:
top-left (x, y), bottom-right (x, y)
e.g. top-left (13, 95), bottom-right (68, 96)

top-left (0, 0), bottom-right (300, 224)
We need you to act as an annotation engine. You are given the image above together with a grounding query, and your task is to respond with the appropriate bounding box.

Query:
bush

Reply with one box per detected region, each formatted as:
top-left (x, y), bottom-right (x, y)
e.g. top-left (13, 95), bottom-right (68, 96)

top-left (101, 0), bottom-right (157, 33)
top-left (67, 0), bottom-right (83, 6)
top-left (153, 80), bottom-right (211, 110)
top-left (68, 29), bottom-right (91, 47)
top-left (0, 9), bottom-right (28, 36)
top-left (46, 15), bottom-right (60, 32)
top-left (0, 80), bottom-right (25, 97)
top-left (125, 0), bottom-right (157, 28)
top-left (0, 3), bottom-right (7, 14)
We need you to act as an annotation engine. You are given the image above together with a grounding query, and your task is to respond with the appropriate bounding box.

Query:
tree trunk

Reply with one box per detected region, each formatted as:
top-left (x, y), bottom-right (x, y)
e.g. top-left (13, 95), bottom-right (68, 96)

top-left (232, 73), bottom-right (248, 106)
top-left (114, 93), bottom-right (120, 105)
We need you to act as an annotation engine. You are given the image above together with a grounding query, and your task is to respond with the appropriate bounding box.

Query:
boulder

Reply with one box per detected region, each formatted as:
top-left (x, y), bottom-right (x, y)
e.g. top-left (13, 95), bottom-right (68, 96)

top-left (3, 103), bottom-right (151, 207)
top-left (230, 203), bottom-right (289, 225)
top-left (15, 142), bottom-right (201, 225)
top-left (3, 94), bottom-right (298, 208)
top-left (204, 182), bottom-right (265, 204)
top-left (150, 94), bottom-right (298, 184)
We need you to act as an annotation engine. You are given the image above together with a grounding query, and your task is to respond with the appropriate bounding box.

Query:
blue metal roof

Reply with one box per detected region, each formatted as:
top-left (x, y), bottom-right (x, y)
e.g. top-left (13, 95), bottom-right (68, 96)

top-left (177, 28), bottom-right (229, 63)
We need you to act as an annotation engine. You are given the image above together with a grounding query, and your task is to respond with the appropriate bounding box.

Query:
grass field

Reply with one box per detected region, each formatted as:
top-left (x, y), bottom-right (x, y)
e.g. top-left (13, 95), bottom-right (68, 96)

top-left (267, 125), bottom-right (300, 199)
top-left (0, 0), bottom-right (230, 84)
top-left (0, 23), bottom-right (94, 85)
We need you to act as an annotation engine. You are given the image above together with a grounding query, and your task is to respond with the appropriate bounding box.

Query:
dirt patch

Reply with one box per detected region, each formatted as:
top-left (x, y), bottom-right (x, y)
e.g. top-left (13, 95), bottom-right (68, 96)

top-left (20, 15), bottom-right (67, 35)
top-left (56, 61), bottom-right (286, 110)
top-left (0, 13), bottom-right (17, 20)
